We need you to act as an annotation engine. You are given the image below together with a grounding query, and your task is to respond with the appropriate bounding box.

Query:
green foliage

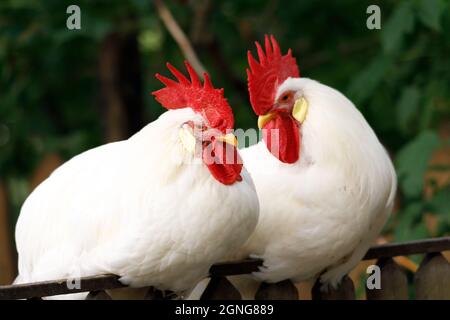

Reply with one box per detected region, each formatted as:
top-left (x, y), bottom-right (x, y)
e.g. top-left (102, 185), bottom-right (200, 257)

top-left (416, 0), bottom-right (445, 31)
top-left (381, 1), bottom-right (415, 54)
top-left (345, 0), bottom-right (450, 241)
top-left (0, 0), bottom-right (449, 242)
top-left (394, 201), bottom-right (428, 242)
top-left (396, 86), bottom-right (421, 134)
top-left (396, 131), bottom-right (441, 198)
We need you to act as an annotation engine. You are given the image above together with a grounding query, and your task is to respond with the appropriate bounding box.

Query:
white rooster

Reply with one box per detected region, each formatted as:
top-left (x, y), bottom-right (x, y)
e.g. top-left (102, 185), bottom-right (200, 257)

top-left (227, 35), bottom-right (397, 298)
top-left (14, 61), bottom-right (259, 299)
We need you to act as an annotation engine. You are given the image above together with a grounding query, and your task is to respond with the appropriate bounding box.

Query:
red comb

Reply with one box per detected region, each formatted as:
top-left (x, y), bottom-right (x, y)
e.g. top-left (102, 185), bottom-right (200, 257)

top-left (152, 61), bottom-right (234, 132)
top-left (247, 35), bottom-right (299, 115)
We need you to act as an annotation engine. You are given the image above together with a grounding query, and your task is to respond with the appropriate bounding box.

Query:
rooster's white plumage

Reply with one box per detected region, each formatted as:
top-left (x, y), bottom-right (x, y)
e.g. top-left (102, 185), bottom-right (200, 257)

top-left (226, 35), bottom-right (397, 298)
top-left (14, 62), bottom-right (259, 299)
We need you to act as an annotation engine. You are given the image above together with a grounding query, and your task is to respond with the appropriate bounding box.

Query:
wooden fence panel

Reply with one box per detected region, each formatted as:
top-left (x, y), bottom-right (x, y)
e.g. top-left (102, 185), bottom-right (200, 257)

top-left (145, 287), bottom-right (164, 300)
top-left (200, 276), bottom-right (241, 300)
top-left (366, 258), bottom-right (408, 300)
top-left (312, 275), bottom-right (355, 300)
top-left (255, 280), bottom-right (298, 300)
top-left (86, 290), bottom-right (112, 300)
top-left (415, 252), bottom-right (450, 300)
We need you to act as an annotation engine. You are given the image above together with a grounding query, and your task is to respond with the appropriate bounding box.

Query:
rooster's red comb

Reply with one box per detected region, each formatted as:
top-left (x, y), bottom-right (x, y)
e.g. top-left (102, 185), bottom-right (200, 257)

top-left (247, 35), bottom-right (299, 115)
top-left (152, 61), bottom-right (234, 132)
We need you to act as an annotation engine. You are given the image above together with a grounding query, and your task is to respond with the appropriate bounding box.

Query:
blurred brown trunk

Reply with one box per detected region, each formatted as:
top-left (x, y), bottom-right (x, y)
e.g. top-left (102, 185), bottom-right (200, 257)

top-left (30, 153), bottom-right (63, 191)
top-left (0, 154), bottom-right (63, 285)
top-left (0, 181), bottom-right (15, 284)
top-left (99, 18), bottom-right (144, 143)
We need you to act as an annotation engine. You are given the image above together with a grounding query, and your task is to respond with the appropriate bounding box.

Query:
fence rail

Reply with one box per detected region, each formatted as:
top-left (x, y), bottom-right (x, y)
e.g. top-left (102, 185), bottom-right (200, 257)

top-left (1, 237), bottom-right (449, 300)
top-left (363, 237), bottom-right (450, 259)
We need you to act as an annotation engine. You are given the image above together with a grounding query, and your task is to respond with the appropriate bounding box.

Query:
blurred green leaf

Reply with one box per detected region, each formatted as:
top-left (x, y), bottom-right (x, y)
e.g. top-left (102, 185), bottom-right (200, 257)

top-left (396, 131), bottom-right (441, 198)
top-left (139, 29), bottom-right (163, 53)
top-left (426, 187), bottom-right (450, 216)
top-left (411, 223), bottom-right (430, 240)
top-left (436, 216), bottom-right (450, 235)
top-left (416, 0), bottom-right (444, 31)
top-left (347, 55), bottom-right (392, 104)
top-left (395, 202), bottom-right (423, 241)
top-left (381, 1), bottom-right (415, 54)
top-left (6, 176), bottom-right (29, 220)
top-left (1, 0), bottom-right (40, 10)
top-left (396, 86), bottom-right (421, 134)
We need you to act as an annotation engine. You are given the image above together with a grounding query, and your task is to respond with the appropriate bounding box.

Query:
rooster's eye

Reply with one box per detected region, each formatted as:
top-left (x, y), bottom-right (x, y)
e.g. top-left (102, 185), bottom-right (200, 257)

top-left (280, 92), bottom-right (292, 102)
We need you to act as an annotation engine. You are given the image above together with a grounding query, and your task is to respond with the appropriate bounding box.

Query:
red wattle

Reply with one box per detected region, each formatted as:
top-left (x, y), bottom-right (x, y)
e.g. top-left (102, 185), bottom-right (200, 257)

top-left (202, 140), bottom-right (243, 185)
top-left (262, 113), bottom-right (300, 164)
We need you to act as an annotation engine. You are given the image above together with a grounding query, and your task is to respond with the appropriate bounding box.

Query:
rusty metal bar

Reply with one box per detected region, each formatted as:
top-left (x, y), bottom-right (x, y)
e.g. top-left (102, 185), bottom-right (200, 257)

top-left (1, 237), bottom-right (449, 300)
top-left (363, 237), bottom-right (450, 260)
top-left (0, 274), bottom-right (125, 300)
top-left (209, 258), bottom-right (263, 276)
top-left (0, 260), bottom-right (263, 300)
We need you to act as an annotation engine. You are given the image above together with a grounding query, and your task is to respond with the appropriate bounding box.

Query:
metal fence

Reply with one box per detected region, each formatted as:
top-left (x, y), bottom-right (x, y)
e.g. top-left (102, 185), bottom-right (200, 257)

top-left (1, 237), bottom-right (449, 300)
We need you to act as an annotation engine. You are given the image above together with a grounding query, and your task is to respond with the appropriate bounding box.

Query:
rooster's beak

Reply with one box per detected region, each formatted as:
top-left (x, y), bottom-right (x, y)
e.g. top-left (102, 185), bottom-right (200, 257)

top-left (217, 133), bottom-right (238, 147)
top-left (258, 97), bottom-right (309, 129)
top-left (258, 112), bottom-right (277, 129)
top-left (292, 97), bottom-right (308, 124)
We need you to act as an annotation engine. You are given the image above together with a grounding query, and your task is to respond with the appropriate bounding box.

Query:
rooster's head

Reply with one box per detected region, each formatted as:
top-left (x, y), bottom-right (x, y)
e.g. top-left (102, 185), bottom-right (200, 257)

top-left (247, 35), bottom-right (308, 164)
top-left (152, 61), bottom-right (242, 185)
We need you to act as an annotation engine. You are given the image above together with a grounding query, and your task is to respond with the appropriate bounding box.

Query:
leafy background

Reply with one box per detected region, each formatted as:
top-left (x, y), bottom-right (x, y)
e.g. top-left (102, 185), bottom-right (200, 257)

top-left (0, 0), bottom-right (449, 297)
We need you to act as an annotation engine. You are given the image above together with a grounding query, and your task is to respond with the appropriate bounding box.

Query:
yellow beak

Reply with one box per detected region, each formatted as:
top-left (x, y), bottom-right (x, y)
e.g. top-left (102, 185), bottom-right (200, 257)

top-left (217, 133), bottom-right (238, 147)
top-left (179, 129), bottom-right (238, 153)
top-left (292, 97), bottom-right (308, 124)
top-left (257, 112), bottom-right (277, 129)
top-left (258, 97), bottom-right (308, 129)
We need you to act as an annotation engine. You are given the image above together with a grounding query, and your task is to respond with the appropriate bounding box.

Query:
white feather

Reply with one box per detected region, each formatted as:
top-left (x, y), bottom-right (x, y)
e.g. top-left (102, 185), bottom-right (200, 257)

top-left (15, 108), bottom-right (259, 298)
top-left (231, 78), bottom-right (396, 292)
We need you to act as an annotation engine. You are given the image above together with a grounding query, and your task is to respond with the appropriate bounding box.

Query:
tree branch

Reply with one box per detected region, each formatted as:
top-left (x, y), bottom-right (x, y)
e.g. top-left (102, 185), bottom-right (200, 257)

top-left (154, 0), bottom-right (206, 75)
